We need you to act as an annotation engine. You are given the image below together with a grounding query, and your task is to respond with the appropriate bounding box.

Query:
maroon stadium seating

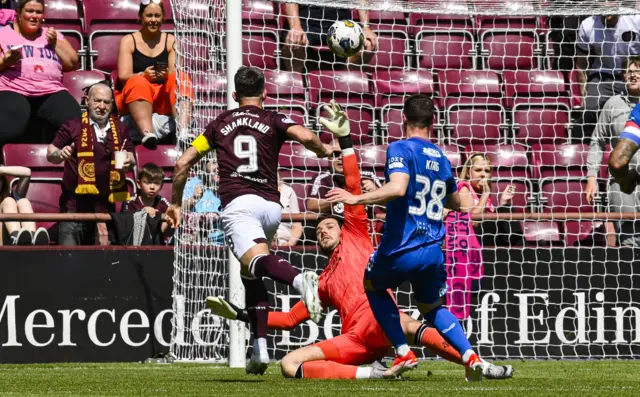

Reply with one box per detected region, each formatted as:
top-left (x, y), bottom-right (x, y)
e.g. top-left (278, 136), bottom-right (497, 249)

top-left (466, 144), bottom-right (529, 178)
top-left (540, 178), bottom-right (595, 246)
top-left (374, 70), bottom-right (436, 108)
top-left (62, 70), bottom-right (108, 105)
top-left (368, 32), bottom-right (409, 70)
top-left (288, 182), bottom-right (308, 213)
top-left (416, 31), bottom-right (475, 70)
top-left (135, 145), bottom-right (182, 179)
top-left (409, 6), bottom-right (474, 35)
top-left (503, 70), bottom-right (570, 108)
top-left (530, 144), bottom-right (589, 179)
top-left (480, 31), bottom-right (540, 70)
top-left (522, 221), bottom-right (562, 245)
top-left (263, 71), bottom-right (309, 127)
top-left (242, 0), bottom-right (278, 30)
top-left (279, 142), bottom-right (330, 182)
top-left (308, 71), bottom-right (375, 145)
top-left (2, 144), bottom-right (63, 179)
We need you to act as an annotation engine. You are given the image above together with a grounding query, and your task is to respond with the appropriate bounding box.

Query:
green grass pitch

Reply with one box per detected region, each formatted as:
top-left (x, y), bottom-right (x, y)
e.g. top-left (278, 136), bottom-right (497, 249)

top-left (0, 361), bottom-right (637, 396)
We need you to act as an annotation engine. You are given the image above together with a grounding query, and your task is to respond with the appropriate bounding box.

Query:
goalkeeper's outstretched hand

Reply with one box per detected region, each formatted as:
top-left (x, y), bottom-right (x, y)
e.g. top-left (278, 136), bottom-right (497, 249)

top-left (319, 100), bottom-right (350, 137)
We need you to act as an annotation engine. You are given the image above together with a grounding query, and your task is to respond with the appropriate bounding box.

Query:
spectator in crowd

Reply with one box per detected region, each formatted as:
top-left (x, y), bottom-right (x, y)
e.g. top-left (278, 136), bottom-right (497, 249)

top-left (182, 159), bottom-right (224, 245)
top-left (115, 0), bottom-right (192, 149)
top-left (47, 82), bottom-right (134, 246)
top-left (452, 153), bottom-right (521, 247)
top-left (274, 173), bottom-right (302, 248)
top-left (0, 165), bottom-right (49, 245)
top-left (122, 162), bottom-right (171, 237)
top-left (575, 14), bottom-right (640, 138)
top-left (282, 4), bottom-right (378, 72)
top-left (0, 0), bottom-right (80, 145)
top-left (0, 0), bottom-right (17, 9)
top-left (586, 56), bottom-right (640, 246)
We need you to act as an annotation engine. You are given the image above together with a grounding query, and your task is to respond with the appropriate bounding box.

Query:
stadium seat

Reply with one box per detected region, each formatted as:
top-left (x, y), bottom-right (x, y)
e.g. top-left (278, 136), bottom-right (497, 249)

top-left (409, 4), bottom-right (474, 35)
top-left (530, 143), bottom-right (589, 179)
top-left (368, 30), bottom-right (410, 70)
top-left (539, 178), bottom-right (596, 246)
top-left (263, 71), bottom-right (309, 127)
top-left (242, 0), bottom-right (278, 30)
top-left (438, 70), bottom-right (506, 146)
top-left (415, 31), bottom-right (475, 70)
top-left (180, 33), bottom-right (215, 72)
top-left (62, 70), bottom-right (108, 105)
top-left (503, 71), bottom-right (571, 145)
top-left (240, 30), bottom-right (279, 70)
top-left (279, 142), bottom-right (330, 182)
top-left (442, 144), bottom-right (462, 176)
top-left (308, 71), bottom-right (375, 145)
top-left (374, 70), bottom-right (439, 143)
top-left (466, 144), bottom-right (529, 178)
top-left (480, 30), bottom-right (540, 70)
top-left (2, 144), bottom-right (63, 178)
top-left (522, 221), bottom-right (562, 245)
top-left (135, 145), bottom-right (182, 180)
top-left (44, 0), bottom-right (84, 68)
top-left (355, 145), bottom-right (386, 177)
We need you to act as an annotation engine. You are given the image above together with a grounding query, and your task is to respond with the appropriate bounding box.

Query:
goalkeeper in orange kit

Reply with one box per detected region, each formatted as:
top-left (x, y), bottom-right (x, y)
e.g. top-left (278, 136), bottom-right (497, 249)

top-left (207, 101), bottom-right (514, 380)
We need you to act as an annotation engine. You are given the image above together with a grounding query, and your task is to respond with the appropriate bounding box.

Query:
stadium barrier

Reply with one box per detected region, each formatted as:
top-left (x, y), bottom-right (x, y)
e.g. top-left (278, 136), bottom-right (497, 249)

top-left (0, 243), bottom-right (639, 362)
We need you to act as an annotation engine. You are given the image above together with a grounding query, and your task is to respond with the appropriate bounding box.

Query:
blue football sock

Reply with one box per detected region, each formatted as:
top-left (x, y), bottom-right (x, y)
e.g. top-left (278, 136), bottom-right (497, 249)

top-left (366, 290), bottom-right (407, 348)
top-left (424, 305), bottom-right (473, 356)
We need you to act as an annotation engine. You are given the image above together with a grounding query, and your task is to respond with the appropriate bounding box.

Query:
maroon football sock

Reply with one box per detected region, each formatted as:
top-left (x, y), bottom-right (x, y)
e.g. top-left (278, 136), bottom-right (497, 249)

top-left (250, 254), bottom-right (300, 286)
top-left (242, 278), bottom-right (269, 338)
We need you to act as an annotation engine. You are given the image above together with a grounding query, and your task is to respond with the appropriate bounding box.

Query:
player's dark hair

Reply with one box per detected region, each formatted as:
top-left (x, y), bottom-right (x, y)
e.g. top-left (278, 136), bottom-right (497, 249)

top-left (138, 163), bottom-right (165, 185)
top-left (403, 94), bottom-right (435, 129)
top-left (316, 214), bottom-right (344, 229)
top-left (234, 66), bottom-right (265, 100)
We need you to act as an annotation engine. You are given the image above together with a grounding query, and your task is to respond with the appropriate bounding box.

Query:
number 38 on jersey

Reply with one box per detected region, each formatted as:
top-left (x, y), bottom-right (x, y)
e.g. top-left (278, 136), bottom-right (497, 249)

top-left (409, 175), bottom-right (446, 221)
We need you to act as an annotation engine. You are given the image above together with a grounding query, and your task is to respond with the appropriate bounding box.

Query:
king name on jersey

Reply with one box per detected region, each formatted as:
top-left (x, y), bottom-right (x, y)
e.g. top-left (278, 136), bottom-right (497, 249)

top-left (220, 114), bottom-right (270, 135)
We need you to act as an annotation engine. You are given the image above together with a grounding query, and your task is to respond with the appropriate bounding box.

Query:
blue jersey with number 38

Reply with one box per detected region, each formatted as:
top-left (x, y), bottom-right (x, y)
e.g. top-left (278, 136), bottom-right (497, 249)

top-left (377, 138), bottom-right (457, 256)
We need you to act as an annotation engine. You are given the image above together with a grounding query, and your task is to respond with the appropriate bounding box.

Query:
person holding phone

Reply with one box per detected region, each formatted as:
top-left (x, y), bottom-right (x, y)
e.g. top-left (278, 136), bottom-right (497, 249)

top-left (115, 0), bottom-right (193, 149)
top-left (0, 0), bottom-right (80, 145)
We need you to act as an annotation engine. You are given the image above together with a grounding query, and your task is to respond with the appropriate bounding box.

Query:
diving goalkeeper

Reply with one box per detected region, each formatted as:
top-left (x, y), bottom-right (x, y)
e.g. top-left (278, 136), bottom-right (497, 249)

top-left (206, 101), bottom-right (514, 380)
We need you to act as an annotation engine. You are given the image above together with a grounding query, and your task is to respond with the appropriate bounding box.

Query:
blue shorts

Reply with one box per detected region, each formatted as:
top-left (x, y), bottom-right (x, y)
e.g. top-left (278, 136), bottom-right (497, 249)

top-left (365, 243), bottom-right (447, 304)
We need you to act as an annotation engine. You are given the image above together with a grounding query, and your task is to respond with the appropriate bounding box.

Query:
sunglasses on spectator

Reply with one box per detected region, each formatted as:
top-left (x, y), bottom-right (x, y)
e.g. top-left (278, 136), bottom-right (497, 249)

top-left (332, 151), bottom-right (342, 158)
top-left (140, 0), bottom-right (162, 5)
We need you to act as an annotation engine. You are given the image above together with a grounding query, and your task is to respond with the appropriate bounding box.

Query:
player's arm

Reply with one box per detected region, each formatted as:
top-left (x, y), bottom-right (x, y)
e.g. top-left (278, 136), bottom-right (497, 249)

top-left (166, 134), bottom-right (209, 227)
top-left (331, 172), bottom-right (408, 206)
top-left (610, 104), bottom-right (640, 193)
top-left (286, 125), bottom-right (332, 158)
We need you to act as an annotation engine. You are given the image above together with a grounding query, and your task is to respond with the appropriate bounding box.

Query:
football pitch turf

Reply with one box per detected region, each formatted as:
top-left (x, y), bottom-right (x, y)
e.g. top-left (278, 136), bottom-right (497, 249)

top-left (0, 361), bottom-right (637, 397)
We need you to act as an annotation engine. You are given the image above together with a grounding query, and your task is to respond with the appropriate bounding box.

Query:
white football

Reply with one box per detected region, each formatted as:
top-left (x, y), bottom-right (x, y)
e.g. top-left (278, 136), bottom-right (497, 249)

top-left (327, 20), bottom-right (365, 58)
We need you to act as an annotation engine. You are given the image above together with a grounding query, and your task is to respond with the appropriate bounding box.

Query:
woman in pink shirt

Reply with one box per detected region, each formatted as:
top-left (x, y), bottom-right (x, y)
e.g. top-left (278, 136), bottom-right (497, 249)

top-left (0, 0), bottom-right (79, 144)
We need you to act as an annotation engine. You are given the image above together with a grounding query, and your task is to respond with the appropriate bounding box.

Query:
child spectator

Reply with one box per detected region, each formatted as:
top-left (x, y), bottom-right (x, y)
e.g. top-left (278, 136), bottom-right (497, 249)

top-left (122, 162), bottom-right (170, 235)
top-left (0, 165), bottom-right (49, 245)
top-left (182, 160), bottom-right (224, 245)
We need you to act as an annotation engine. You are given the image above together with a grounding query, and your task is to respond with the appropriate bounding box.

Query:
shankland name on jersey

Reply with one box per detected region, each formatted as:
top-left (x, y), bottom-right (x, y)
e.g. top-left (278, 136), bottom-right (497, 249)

top-left (192, 105), bottom-right (298, 207)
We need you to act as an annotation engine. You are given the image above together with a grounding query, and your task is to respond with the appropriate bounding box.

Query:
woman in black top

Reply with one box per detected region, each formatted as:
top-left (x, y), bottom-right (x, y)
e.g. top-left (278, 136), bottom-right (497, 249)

top-left (115, 0), bottom-right (192, 149)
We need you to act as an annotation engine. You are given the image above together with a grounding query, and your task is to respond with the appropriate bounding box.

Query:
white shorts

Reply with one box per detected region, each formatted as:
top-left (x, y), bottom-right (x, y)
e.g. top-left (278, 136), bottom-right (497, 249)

top-left (221, 194), bottom-right (282, 259)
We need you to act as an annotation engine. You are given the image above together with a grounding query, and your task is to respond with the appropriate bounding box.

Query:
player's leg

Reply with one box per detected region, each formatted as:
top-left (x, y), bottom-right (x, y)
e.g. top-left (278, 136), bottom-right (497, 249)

top-left (281, 335), bottom-right (385, 380)
top-left (363, 255), bottom-right (418, 377)
top-left (400, 313), bottom-right (514, 379)
top-left (411, 244), bottom-right (484, 382)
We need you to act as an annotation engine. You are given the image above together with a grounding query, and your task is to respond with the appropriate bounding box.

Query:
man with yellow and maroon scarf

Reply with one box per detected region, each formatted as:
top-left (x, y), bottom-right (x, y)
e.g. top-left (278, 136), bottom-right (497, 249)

top-left (47, 83), bottom-right (135, 245)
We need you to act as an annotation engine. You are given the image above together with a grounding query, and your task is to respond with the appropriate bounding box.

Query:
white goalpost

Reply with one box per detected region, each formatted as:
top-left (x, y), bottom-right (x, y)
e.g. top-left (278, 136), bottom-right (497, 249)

top-left (170, 0), bottom-right (640, 364)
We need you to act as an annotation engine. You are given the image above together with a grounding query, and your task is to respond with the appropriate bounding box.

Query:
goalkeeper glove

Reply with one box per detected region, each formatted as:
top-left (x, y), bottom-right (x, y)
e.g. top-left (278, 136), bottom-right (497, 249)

top-left (319, 100), bottom-right (350, 137)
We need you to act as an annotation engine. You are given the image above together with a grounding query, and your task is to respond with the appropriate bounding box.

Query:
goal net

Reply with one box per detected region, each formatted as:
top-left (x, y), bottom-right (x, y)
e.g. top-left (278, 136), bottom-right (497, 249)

top-left (170, 0), bottom-right (640, 363)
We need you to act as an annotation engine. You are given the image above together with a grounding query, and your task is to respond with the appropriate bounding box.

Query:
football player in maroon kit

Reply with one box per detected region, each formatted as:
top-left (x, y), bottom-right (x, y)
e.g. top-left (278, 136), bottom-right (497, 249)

top-left (166, 66), bottom-right (333, 374)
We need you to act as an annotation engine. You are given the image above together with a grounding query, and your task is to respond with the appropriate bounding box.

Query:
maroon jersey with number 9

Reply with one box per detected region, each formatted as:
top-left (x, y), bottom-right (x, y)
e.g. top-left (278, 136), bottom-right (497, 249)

top-left (191, 105), bottom-right (298, 207)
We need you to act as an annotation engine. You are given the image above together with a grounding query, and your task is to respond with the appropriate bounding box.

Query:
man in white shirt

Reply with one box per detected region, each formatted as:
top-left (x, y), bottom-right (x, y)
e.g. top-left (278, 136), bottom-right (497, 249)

top-left (576, 15), bottom-right (640, 138)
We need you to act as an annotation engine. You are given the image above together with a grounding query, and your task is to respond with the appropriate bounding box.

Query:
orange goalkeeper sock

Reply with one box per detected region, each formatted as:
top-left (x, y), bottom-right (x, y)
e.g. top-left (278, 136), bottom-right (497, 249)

top-left (299, 361), bottom-right (358, 379)
top-left (415, 323), bottom-right (463, 365)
